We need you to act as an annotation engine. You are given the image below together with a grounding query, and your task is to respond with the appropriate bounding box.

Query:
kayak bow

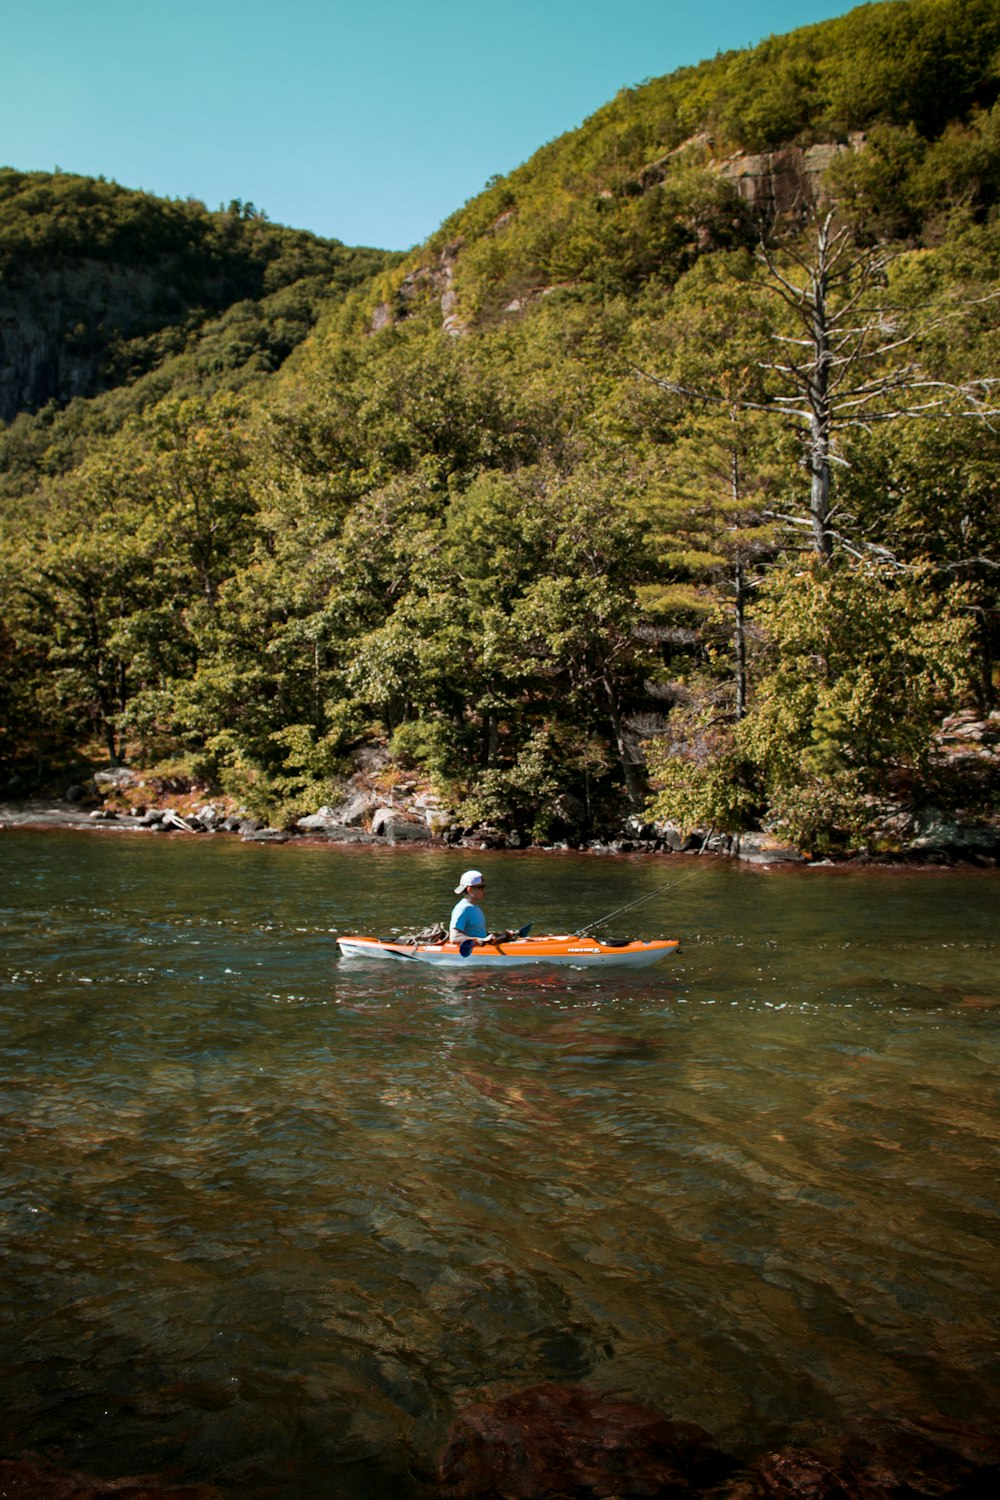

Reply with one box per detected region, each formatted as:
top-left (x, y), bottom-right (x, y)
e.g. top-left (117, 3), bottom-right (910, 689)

top-left (336, 933), bottom-right (679, 968)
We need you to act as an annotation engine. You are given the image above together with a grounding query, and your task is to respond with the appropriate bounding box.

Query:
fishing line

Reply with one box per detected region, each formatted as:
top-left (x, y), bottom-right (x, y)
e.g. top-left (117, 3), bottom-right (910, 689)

top-left (574, 864), bottom-right (703, 936)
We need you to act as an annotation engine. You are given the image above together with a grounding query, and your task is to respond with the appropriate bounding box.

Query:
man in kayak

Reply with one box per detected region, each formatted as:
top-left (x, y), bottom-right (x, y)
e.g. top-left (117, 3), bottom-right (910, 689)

top-left (449, 869), bottom-right (488, 943)
top-left (449, 869), bottom-right (521, 946)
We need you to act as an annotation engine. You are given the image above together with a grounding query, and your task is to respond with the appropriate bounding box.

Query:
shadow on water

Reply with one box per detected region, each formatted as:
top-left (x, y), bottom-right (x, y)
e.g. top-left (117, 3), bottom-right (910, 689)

top-left (1, 833), bottom-right (998, 1495)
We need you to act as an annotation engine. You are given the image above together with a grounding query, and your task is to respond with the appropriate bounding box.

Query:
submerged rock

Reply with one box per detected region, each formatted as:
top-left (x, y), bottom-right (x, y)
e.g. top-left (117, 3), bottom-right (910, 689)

top-left (433, 1392), bottom-right (1000, 1500)
top-left (436, 1382), bottom-right (730, 1499)
top-left (0, 1456), bottom-right (218, 1498)
top-left (715, 1423), bottom-right (1000, 1500)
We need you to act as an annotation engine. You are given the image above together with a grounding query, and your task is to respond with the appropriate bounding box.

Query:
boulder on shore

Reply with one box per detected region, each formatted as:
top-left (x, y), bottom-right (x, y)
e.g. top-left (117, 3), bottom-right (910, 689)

top-left (904, 807), bottom-right (1000, 862)
top-left (296, 805), bottom-right (345, 830)
top-left (735, 832), bottom-right (808, 865)
top-left (371, 806), bottom-right (432, 842)
top-left (93, 768), bottom-right (138, 792)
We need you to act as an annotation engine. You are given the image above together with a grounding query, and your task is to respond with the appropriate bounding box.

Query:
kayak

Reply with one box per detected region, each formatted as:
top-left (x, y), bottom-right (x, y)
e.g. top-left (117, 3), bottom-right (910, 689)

top-left (336, 933), bottom-right (680, 968)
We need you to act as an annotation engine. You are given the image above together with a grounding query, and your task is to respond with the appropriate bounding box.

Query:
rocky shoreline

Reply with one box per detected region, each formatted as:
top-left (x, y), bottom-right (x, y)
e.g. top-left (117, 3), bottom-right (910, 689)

top-left (3, 711), bottom-right (998, 866)
top-left (2, 798), bottom-right (999, 867)
top-left (2, 780), bottom-right (998, 870)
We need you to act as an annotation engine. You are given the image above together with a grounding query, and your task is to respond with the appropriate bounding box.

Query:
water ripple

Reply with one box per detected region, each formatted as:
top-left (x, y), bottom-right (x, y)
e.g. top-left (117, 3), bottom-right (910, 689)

top-left (1, 834), bottom-right (998, 1495)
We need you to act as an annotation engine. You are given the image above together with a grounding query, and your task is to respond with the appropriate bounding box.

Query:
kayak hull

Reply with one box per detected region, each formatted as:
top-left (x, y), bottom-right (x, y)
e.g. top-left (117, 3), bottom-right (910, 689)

top-left (336, 934), bottom-right (680, 968)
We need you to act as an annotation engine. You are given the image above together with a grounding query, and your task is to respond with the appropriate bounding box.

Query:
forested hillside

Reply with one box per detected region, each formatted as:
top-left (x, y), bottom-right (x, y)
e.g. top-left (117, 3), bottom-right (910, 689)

top-left (2, 0), bottom-right (999, 855)
top-left (0, 169), bottom-right (399, 463)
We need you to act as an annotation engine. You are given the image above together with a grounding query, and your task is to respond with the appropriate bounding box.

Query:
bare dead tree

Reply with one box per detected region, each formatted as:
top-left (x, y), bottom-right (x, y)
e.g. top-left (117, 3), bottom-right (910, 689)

top-left (634, 211), bottom-right (999, 562)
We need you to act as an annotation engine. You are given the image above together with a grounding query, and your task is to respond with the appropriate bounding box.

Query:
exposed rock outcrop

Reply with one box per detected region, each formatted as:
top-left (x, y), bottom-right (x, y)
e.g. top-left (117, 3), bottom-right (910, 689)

top-left (634, 132), bottom-right (865, 220)
top-left (370, 237), bottom-right (467, 337)
top-left (365, 131), bottom-right (866, 347)
top-left (714, 139), bottom-right (861, 217)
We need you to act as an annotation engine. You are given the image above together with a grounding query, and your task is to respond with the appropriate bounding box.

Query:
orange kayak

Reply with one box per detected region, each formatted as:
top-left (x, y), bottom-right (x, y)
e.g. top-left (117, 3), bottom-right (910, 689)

top-left (336, 934), bottom-right (680, 968)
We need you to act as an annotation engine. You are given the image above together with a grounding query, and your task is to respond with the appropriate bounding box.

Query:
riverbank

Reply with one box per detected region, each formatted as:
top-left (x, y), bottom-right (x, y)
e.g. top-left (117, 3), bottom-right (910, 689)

top-left (4, 712), bottom-right (999, 865)
top-left (3, 793), bottom-right (998, 868)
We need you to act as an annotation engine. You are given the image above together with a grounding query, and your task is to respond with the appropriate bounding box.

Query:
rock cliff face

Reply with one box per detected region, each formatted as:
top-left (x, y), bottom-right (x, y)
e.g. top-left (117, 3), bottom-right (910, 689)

top-left (0, 259), bottom-right (176, 422)
top-left (637, 132), bottom-right (865, 218)
top-left (0, 170), bottom-right (397, 425)
top-left (713, 136), bottom-right (865, 216)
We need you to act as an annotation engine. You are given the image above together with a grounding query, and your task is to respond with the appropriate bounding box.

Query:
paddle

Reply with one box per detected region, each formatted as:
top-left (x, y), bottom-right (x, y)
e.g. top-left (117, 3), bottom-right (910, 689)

top-left (459, 923), bottom-right (533, 958)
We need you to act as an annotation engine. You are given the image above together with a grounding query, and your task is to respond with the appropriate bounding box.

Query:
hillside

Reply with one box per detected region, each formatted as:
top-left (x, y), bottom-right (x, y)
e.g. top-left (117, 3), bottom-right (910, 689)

top-left (2, 0), bottom-right (999, 858)
top-left (0, 169), bottom-right (400, 478)
top-left (295, 0), bottom-right (1000, 347)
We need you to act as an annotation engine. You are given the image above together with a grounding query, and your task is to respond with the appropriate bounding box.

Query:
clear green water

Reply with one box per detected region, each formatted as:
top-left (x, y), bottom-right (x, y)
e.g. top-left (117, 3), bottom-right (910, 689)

top-left (1, 831), bottom-right (998, 1496)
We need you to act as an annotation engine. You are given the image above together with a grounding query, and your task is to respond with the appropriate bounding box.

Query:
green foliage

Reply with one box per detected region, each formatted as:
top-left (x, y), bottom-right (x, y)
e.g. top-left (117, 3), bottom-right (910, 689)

top-left (762, 771), bottom-right (872, 853)
top-left (644, 709), bottom-right (762, 837)
top-left (745, 560), bottom-right (972, 771)
top-left (830, 105), bottom-right (1000, 239)
top-left (253, 722), bottom-right (351, 824)
top-left (649, 561), bottom-right (977, 849)
top-left (0, 167), bottom-right (390, 293)
top-left (389, 717), bottom-right (466, 783)
top-left (458, 726), bottom-right (580, 842)
top-left (819, 0), bottom-right (1000, 142)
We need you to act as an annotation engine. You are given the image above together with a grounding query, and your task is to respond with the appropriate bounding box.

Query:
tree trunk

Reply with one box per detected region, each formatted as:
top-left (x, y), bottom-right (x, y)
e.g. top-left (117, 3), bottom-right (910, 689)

top-left (734, 560), bottom-right (747, 720)
top-left (483, 711), bottom-right (499, 768)
top-left (806, 228), bottom-right (834, 560)
top-left (603, 671), bottom-right (644, 808)
top-left (103, 719), bottom-right (121, 765)
top-left (808, 413), bottom-right (833, 559)
top-left (730, 447), bottom-right (749, 719)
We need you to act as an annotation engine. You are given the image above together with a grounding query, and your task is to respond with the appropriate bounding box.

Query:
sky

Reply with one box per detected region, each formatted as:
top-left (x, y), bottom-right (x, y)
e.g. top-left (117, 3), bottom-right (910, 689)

top-left (2, 0), bottom-right (858, 251)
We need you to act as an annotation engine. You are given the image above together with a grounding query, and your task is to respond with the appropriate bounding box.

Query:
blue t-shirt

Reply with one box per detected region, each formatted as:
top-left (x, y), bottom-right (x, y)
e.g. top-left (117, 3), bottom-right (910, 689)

top-left (450, 897), bottom-right (487, 939)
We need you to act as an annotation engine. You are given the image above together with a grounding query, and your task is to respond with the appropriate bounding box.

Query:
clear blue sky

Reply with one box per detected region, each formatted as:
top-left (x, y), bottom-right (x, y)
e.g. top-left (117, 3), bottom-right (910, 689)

top-left (3, 0), bottom-right (857, 250)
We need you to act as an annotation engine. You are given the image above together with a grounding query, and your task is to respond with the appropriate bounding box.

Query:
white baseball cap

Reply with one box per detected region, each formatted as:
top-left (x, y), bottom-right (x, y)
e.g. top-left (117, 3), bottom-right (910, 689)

top-left (454, 869), bottom-right (484, 893)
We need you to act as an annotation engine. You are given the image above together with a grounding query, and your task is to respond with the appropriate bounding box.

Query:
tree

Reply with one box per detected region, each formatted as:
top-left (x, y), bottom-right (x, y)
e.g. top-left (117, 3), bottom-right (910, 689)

top-left (628, 256), bottom-right (788, 717)
top-left (648, 558), bottom-right (975, 851)
top-left (635, 219), bottom-right (996, 843)
top-left (11, 476), bottom-right (159, 764)
top-left (836, 413), bottom-right (1000, 711)
top-left (636, 212), bottom-right (998, 561)
top-left (754, 212), bottom-right (987, 559)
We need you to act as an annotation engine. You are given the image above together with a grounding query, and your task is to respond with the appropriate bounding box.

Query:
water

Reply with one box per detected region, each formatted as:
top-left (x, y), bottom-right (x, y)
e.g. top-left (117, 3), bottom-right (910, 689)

top-left (1, 831), bottom-right (998, 1495)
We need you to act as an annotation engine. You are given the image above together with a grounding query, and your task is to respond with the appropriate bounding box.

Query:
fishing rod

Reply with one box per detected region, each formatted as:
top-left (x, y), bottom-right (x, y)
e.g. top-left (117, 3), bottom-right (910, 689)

top-left (573, 864), bottom-right (703, 936)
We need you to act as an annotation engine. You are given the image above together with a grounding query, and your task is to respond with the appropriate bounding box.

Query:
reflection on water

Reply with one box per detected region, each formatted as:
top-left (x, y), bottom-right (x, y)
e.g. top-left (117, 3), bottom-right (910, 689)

top-left (1, 832), bottom-right (998, 1496)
